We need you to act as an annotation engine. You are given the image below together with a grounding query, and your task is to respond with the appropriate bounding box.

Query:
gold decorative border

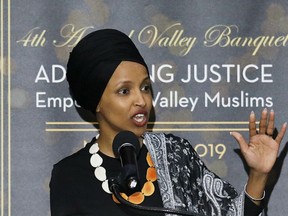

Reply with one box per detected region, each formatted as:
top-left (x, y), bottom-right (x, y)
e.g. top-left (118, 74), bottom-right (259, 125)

top-left (8, 0), bottom-right (11, 214)
top-left (45, 121), bottom-right (251, 132)
top-left (0, 0), bottom-right (4, 214)
top-left (1, 0), bottom-right (11, 215)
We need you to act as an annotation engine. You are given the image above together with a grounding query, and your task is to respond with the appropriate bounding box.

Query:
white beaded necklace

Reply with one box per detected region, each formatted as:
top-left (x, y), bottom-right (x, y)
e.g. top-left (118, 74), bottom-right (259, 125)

top-left (89, 140), bottom-right (112, 194)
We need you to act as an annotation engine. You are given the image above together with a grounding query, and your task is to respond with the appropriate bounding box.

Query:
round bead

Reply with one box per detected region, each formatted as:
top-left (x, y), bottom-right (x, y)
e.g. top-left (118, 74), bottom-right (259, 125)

top-left (128, 192), bottom-right (144, 204)
top-left (94, 166), bottom-right (106, 181)
top-left (89, 143), bottom-right (99, 154)
top-left (142, 181), bottom-right (155, 196)
top-left (90, 153), bottom-right (103, 167)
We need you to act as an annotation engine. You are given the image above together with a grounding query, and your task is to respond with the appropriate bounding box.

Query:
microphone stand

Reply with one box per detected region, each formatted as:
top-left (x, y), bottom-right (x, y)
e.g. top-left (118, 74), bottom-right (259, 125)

top-left (109, 178), bottom-right (206, 216)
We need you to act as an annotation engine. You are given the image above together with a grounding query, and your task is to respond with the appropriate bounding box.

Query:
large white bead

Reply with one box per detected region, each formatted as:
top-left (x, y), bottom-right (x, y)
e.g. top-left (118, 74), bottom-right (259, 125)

top-left (102, 179), bottom-right (111, 194)
top-left (89, 143), bottom-right (99, 154)
top-left (90, 153), bottom-right (103, 167)
top-left (94, 166), bottom-right (106, 181)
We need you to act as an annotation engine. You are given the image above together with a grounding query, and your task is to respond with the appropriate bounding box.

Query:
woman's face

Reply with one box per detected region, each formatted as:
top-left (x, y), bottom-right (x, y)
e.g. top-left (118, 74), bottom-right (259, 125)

top-left (96, 61), bottom-right (152, 138)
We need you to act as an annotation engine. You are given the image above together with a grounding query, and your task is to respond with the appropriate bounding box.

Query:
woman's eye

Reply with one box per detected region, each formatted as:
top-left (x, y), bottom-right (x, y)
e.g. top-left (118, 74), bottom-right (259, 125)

top-left (141, 84), bottom-right (151, 92)
top-left (118, 88), bottom-right (130, 95)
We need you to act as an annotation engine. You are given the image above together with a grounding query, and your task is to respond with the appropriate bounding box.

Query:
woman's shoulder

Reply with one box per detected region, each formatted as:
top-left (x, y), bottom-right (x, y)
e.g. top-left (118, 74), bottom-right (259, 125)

top-left (53, 137), bottom-right (96, 169)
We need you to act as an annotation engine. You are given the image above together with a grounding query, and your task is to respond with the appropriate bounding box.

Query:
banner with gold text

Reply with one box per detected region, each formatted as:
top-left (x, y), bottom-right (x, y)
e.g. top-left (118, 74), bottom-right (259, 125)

top-left (1, 0), bottom-right (288, 215)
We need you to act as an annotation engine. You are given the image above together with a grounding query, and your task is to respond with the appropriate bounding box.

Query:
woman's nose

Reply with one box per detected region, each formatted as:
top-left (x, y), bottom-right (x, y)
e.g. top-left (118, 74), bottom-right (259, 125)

top-left (134, 91), bottom-right (146, 107)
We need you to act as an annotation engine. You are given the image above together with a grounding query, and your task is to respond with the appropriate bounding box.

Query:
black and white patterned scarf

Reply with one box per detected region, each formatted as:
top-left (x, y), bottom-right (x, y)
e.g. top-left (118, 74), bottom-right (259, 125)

top-left (144, 132), bottom-right (249, 216)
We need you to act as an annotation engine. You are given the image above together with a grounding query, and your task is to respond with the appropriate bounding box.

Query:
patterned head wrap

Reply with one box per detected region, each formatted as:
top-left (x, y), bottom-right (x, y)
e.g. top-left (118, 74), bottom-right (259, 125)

top-left (66, 29), bottom-right (148, 113)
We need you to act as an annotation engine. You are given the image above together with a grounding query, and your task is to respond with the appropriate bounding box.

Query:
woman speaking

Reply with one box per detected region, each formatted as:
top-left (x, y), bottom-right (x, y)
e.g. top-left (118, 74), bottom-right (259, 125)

top-left (50, 29), bottom-right (287, 216)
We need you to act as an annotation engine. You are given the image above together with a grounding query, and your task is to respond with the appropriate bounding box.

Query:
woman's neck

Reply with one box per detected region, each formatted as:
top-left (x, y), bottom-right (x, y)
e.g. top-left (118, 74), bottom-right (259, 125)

top-left (96, 133), bottom-right (115, 158)
top-left (96, 131), bottom-right (144, 158)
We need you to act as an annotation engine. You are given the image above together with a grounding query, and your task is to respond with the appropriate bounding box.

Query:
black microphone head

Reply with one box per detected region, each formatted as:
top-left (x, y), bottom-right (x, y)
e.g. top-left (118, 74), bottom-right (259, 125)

top-left (112, 131), bottom-right (140, 158)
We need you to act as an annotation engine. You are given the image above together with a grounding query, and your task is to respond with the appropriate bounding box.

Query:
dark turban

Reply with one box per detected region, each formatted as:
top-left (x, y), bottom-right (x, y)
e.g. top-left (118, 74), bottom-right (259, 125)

top-left (66, 29), bottom-right (148, 114)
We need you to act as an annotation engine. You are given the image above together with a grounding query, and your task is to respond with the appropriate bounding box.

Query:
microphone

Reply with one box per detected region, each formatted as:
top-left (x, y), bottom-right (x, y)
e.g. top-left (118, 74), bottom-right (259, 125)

top-left (112, 130), bottom-right (140, 191)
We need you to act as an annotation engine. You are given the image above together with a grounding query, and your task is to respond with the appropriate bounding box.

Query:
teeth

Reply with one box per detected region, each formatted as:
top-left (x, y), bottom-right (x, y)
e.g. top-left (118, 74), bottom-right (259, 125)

top-left (133, 114), bottom-right (145, 122)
